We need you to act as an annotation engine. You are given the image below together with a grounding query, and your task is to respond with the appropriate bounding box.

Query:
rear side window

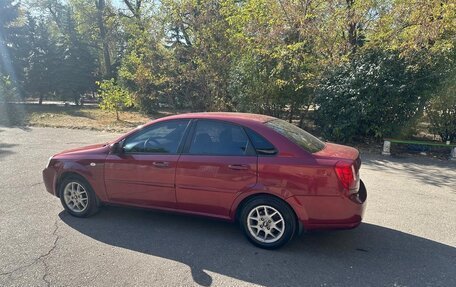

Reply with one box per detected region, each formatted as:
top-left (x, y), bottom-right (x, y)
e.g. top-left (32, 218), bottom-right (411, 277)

top-left (188, 120), bottom-right (255, 156)
top-left (245, 128), bottom-right (277, 155)
top-left (265, 119), bottom-right (325, 153)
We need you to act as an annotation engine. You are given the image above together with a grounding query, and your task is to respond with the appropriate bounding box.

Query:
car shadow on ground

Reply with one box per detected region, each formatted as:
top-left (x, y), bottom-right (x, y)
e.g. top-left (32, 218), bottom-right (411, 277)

top-left (59, 206), bottom-right (456, 287)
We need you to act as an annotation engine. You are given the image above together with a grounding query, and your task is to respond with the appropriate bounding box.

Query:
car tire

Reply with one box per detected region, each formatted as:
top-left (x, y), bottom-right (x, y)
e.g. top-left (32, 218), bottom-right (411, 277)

top-left (239, 195), bottom-right (296, 249)
top-left (59, 175), bottom-right (100, 218)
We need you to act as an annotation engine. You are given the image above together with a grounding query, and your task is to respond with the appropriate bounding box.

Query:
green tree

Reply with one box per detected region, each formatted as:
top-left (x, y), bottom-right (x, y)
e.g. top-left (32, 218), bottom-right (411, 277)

top-left (223, 0), bottom-right (321, 120)
top-left (26, 0), bottom-right (99, 104)
top-left (24, 17), bottom-right (60, 104)
top-left (0, 0), bottom-right (27, 101)
top-left (58, 9), bottom-right (97, 104)
top-left (97, 79), bottom-right (133, 120)
top-left (70, 0), bottom-right (122, 79)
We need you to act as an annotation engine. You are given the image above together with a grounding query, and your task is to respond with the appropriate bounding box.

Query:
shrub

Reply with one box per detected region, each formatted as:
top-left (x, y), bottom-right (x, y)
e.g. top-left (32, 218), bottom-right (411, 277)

top-left (427, 92), bottom-right (456, 142)
top-left (315, 49), bottom-right (435, 142)
top-left (97, 79), bottom-right (133, 121)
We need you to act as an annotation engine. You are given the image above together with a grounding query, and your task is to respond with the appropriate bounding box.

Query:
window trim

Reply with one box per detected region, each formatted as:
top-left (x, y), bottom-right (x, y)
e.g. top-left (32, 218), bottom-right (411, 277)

top-left (182, 119), bottom-right (257, 157)
top-left (121, 119), bottom-right (192, 155)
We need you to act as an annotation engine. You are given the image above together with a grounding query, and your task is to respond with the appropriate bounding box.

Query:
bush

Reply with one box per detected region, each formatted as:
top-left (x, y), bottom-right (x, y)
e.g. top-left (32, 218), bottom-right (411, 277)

top-left (427, 92), bottom-right (456, 142)
top-left (315, 49), bottom-right (435, 142)
top-left (97, 79), bottom-right (133, 121)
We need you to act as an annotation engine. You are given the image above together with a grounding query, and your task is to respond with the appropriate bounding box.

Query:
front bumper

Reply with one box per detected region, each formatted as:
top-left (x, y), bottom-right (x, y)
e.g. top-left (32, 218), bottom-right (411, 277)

top-left (43, 168), bottom-right (57, 196)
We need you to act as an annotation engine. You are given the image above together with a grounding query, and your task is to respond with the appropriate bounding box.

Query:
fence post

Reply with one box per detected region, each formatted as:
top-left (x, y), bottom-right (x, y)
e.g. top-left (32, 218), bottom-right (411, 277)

top-left (382, 140), bottom-right (391, 156)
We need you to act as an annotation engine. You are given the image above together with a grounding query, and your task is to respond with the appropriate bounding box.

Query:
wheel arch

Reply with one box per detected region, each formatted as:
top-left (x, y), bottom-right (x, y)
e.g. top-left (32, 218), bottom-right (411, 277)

top-left (54, 159), bottom-right (108, 202)
top-left (55, 171), bottom-right (88, 198)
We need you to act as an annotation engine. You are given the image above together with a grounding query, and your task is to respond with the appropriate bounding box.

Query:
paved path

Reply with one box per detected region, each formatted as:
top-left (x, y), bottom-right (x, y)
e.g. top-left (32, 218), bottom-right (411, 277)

top-left (1, 127), bottom-right (455, 286)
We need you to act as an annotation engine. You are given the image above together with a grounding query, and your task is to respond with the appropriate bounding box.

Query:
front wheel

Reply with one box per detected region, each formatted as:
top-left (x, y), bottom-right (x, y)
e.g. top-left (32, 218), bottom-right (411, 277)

top-left (59, 176), bottom-right (99, 217)
top-left (240, 196), bottom-right (297, 249)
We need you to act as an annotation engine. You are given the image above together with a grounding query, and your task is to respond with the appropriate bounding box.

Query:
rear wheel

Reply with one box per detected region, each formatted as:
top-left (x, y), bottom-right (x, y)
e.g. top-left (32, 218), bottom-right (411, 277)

top-left (240, 196), bottom-right (296, 249)
top-left (59, 176), bottom-right (99, 217)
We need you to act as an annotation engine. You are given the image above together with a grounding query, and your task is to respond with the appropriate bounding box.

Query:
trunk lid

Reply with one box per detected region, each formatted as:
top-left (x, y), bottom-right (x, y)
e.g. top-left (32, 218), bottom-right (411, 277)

top-left (314, 142), bottom-right (359, 160)
top-left (315, 143), bottom-right (362, 194)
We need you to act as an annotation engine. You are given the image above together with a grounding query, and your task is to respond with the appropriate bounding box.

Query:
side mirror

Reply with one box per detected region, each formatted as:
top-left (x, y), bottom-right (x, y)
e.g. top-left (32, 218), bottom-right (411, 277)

top-left (110, 142), bottom-right (123, 154)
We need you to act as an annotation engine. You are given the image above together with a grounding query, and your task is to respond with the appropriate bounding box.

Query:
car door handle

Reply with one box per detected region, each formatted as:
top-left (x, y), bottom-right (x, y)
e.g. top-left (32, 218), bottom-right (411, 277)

top-left (152, 161), bottom-right (169, 168)
top-left (228, 164), bottom-right (249, 170)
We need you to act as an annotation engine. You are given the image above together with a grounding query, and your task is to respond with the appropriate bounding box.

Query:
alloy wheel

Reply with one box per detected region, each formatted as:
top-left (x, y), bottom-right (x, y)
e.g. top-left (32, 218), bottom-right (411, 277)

top-left (246, 205), bottom-right (285, 243)
top-left (63, 182), bottom-right (89, 213)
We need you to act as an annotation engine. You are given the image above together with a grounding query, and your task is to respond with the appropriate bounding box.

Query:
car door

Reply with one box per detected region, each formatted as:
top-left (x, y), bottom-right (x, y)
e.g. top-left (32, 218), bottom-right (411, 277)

top-left (104, 119), bottom-right (190, 208)
top-left (175, 120), bottom-right (257, 218)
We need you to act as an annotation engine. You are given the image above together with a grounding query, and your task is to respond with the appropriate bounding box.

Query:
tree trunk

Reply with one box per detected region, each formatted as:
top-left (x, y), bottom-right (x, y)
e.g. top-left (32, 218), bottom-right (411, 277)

top-left (123, 0), bottom-right (142, 21)
top-left (289, 105), bottom-right (294, 123)
top-left (96, 0), bottom-right (112, 79)
top-left (346, 0), bottom-right (358, 54)
top-left (298, 112), bottom-right (305, 128)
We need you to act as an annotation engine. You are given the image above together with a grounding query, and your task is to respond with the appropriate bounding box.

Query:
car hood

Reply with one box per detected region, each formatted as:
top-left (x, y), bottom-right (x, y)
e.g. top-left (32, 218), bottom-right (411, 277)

top-left (56, 143), bottom-right (110, 156)
top-left (314, 142), bottom-right (359, 161)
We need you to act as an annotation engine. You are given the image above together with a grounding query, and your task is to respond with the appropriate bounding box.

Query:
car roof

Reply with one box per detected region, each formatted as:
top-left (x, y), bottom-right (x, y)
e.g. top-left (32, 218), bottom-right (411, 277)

top-left (160, 112), bottom-right (276, 123)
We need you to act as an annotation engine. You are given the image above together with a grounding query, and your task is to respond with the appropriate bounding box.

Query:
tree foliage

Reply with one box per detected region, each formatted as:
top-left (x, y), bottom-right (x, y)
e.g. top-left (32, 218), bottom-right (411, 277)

top-left (1, 0), bottom-right (455, 142)
top-left (428, 93), bottom-right (456, 142)
top-left (427, 52), bottom-right (456, 142)
top-left (0, 0), bottom-right (26, 101)
top-left (315, 49), bottom-right (438, 142)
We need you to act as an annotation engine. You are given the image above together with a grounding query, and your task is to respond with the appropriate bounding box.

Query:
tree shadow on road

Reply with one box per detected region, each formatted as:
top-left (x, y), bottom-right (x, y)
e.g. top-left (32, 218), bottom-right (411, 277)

top-left (0, 130), bottom-right (17, 159)
top-left (59, 207), bottom-right (456, 287)
top-left (362, 153), bottom-right (456, 188)
top-left (0, 143), bottom-right (16, 159)
top-left (0, 104), bottom-right (29, 127)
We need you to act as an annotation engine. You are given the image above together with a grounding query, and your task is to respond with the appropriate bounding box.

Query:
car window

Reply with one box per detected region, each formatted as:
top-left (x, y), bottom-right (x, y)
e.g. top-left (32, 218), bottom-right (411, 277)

top-left (188, 120), bottom-right (254, 156)
top-left (265, 119), bottom-right (325, 153)
top-left (245, 128), bottom-right (277, 155)
top-left (123, 120), bottom-right (190, 154)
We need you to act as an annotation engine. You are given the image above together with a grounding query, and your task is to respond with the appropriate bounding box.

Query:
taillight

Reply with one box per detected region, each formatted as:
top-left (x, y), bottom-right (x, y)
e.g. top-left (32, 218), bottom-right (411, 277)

top-left (335, 161), bottom-right (356, 190)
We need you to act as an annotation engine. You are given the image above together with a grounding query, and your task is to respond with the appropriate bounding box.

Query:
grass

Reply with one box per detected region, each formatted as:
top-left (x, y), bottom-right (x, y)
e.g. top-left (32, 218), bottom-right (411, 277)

top-left (0, 103), bottom-right (172, 132)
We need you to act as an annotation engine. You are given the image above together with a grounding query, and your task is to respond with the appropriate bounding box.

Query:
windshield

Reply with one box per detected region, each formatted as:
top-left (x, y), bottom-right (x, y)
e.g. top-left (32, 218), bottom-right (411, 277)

top-left (265, 119), bottom-right (325, 153)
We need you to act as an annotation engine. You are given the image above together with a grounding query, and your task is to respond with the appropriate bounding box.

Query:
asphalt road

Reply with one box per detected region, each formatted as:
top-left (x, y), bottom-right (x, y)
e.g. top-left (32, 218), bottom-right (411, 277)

top-left (1, 127), bottom-right (455, 287)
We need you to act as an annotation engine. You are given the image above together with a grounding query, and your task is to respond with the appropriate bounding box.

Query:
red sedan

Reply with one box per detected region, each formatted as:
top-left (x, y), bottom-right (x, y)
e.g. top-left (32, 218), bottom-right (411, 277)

top-left (43, 112), bottom-right (367, 249)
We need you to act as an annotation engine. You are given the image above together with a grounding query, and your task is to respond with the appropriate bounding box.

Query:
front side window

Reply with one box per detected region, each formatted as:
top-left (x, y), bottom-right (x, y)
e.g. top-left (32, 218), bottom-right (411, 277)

top-left (123, 120), bottom-right (190, 154)
top-left (188, 120), bottom-right (254, 156)
top-left (265, 119), bottom-right (325, 153)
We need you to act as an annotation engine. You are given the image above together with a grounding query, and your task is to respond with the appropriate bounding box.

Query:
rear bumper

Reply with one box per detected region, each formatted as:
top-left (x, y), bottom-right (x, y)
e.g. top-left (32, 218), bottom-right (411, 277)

top-left (43, 168), bottom-right (57, 196)
top-left (289, 180), bottom-right (367, 230)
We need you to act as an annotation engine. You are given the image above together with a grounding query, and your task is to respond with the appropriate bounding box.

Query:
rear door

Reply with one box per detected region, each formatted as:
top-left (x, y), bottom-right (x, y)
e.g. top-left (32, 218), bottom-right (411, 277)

top-left (104, 119), bottom-right (190, 208)
top-left (175, 120), bottom-right (257, 218)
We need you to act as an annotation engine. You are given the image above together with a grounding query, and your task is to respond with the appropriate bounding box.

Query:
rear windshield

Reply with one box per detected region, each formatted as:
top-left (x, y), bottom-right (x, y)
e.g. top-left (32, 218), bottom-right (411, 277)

top-left (265, 119), bottom-right (325, 153)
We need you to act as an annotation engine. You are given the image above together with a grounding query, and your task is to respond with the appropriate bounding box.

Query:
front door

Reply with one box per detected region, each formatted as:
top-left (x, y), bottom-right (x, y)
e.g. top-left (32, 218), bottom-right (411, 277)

top-left (104, 119), bottom-right (190, 208)
top-left (175, 120), bottom-right (257, 218)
